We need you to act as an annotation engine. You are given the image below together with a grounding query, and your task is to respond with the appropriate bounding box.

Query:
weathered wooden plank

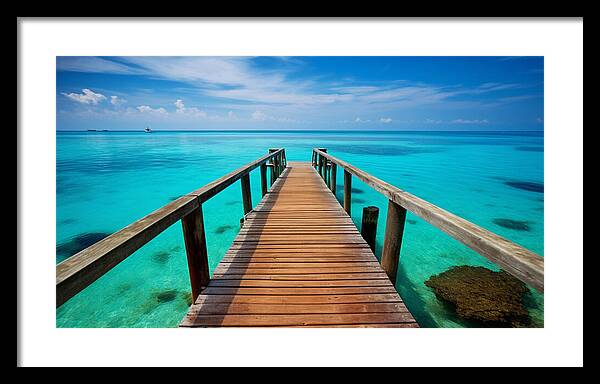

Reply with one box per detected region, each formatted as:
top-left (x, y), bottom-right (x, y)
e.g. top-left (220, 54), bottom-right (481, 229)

top-left (210, 273), bottom-right (391, 281)
top-left (212, 267), bottom-right (387, 275)
top-left (219, 256), bottom-right (380, 263)
top-left (207, 279), bottom-right (394, 288)
top-left (300, 323), bottom-right (419, 328)
top-left (186, 303), bottom-right (410, 315)
top-left (214, 261), bottom-right (383, 269)
top-left (192, 293), bottom-right (403, 305)
top-left (180, 312), bottom-right (416, 327)
top-left (200, 286), bottom-right (398, 296)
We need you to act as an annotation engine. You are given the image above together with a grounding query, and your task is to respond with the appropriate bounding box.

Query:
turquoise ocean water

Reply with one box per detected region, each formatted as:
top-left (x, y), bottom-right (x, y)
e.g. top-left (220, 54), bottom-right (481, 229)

top-left (56, 130), bottom-right (544, 328)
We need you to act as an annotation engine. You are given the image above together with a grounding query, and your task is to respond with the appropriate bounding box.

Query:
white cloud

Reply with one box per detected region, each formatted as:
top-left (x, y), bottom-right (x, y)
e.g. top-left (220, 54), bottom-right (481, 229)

top-left (174, 99), bottom-right (207, 118)
top-left (137, 105), bottom-right (167, 114)
top-left (251, 111), bottom-right (267, 121)
top-left (174, 99), bottom-right (185, 110)
top-left (451, 118), bottom-right (489, 124)
top-left (110, 95), bottom-right (126, 105)
top-left (62, 88), bottom-right (107, 104)
top-left (379, 117), bottom-right (392, 123)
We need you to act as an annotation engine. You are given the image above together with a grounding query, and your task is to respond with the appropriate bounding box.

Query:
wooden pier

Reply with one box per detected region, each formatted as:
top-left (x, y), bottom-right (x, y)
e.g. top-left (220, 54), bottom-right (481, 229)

top-left (180, 162), bottom-right (417, 327)
top-left (56, 148), bottom-right (544, 328)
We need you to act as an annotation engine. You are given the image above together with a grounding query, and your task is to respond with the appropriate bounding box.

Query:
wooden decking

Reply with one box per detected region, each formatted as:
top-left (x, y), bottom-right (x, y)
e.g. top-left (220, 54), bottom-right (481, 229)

top-left (180, 162), bottom-right (418, 327)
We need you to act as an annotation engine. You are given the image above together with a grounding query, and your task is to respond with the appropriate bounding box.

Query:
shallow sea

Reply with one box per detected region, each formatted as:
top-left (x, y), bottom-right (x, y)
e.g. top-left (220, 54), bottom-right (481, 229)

top-left (56, 130), bottom-right (544, 327)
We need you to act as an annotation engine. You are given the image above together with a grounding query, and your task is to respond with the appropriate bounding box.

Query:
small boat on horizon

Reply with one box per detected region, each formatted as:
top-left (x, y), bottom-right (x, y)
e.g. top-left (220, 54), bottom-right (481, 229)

top-left (144, 126), bottom-right (152, 133)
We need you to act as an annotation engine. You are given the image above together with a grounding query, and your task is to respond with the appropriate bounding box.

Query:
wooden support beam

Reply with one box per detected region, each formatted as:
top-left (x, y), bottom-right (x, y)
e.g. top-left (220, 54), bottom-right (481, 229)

top-left (381, 200), bottom-right (407, 285)
top-left (344, 169), bottom-right (352, 216)
top-left (260, 163), bottom-right (267, 197)
top-left (331, 163), bottom-right (337, 195)
top-left (181, 203), bottom-right (210, 302)
top-left (267, 163), bottom-right (275, 186)
top-left (241, 174), bottom-right (252, 215)
top-left (317, 148), bottom-right (327, 178)
top-left (361, 206), bottom-right (379, 252)
top-left (318, 154), bottom-right (323, 176)
top-left (278, 152), bottom-right (283, 176)
top-left (269, 148), bottom-right (279, 180)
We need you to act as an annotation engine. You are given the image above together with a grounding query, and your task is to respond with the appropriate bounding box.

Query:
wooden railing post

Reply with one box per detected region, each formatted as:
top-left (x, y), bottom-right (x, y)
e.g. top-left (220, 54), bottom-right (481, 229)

top-left (181, 203), bottom-right (210, 303)
top-left (344, 169), bottom-right (352, 215)
top-left (268, 149), bottom-right (277, 185)
top-left (268, 163), bottom-right (275, 186)
top-left (269, 148), bottom-right (279, 180)
top-left (318, 154), bottom-right (323, 176)
top-left (278, 152), bottom-right (283, 176)
top-left (241, 173), bottom-right (252, 215)
top-left (331, 163), bottom-right (337, 195)
top-left (361, 206), bottom-right (379, 252)
top-left (381, 200), bottom-right (407, 285)
top-left (260, 163), bottom-right (267, 196)
top-left (317, 148), bottom-right (327, 178)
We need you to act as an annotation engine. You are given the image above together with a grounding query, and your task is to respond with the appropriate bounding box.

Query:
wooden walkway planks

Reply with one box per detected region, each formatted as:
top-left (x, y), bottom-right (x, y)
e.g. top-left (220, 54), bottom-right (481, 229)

top-left (180, 162), bottom-right (418, 328)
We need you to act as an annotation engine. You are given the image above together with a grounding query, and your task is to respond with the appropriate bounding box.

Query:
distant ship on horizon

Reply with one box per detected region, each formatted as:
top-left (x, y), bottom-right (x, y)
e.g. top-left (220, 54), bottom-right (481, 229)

top-left (144, 126), bottom-right (152, 133)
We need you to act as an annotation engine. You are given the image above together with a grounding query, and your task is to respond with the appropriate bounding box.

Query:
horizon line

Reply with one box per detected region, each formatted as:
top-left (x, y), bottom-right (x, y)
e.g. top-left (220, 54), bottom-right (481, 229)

top-left (57, 129), bottom-right (544, 133)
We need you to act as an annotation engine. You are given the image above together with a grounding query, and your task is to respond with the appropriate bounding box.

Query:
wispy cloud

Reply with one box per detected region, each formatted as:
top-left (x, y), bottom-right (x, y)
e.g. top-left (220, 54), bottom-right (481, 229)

top-left (379, 117), bottom-right (392, 123)
top-left (251, 111), bottom-right (267, 121)
top-left (57, 57), bottom-right (144, 75)
top-left (174, 99), bottom-right (207, 118)
top-left (62, 89), bottom-right (107, 104)
top-left (136, 105), bottom-right (168, 115)
top-left (110, 95), bottom-right (126, 105)
top-left (451, 118), bottom-right (489, 124)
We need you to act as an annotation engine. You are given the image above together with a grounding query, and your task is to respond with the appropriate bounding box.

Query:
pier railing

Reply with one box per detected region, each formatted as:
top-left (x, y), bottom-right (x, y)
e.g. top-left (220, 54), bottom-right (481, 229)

top-left (56, 148), bottom-right (287, 307)
top-left (312, 148), bottom-right (544, 292)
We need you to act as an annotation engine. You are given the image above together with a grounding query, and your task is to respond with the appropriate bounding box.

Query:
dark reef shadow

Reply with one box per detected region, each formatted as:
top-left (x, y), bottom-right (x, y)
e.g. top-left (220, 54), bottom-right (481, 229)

top-left (56, 232), bottom-right (111, 263)
top-left (505, 180), bottom-right (544, 193)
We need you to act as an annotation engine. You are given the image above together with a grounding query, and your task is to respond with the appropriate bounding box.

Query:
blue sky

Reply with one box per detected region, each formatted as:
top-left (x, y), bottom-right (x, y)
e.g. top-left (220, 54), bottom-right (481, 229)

top-left (56, 56), bottom-right (543, 131)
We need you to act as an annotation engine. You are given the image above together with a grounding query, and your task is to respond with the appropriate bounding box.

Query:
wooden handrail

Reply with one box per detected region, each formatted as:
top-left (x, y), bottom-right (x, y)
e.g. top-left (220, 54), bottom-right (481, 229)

top-left (313, 148), bottom-right (544, 292)
top-left (56, 148), bottom-right (286, 307)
